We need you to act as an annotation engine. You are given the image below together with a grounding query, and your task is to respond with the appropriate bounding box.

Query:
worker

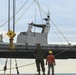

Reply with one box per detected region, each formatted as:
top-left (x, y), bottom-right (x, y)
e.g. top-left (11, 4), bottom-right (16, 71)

top-left (33, 43), bottom-right (45, 75)
top-left (46, 50), bottom-right (56, 75)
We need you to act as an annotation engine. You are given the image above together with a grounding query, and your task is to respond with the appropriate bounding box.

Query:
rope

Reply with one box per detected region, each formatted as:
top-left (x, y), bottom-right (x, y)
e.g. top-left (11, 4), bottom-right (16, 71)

top-left (54, 45), bottom-right (75, 57)
top-left (15, 58), bottom-right (19, 74)
top-left (0, 62), bottom-right (35, 72)
top-left (3, 52), bottom-right (20, 74)
top-left (3, 49), bottom-right (10, 74)
top-left (3, 59), bottom-right (8, 74)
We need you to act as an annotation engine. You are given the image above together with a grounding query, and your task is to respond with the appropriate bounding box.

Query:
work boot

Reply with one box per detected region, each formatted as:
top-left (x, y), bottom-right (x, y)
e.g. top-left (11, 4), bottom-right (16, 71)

top-left (38, 71), bottom-right (40, 75)
top-left (51, 74), bottom-right (55, 75)
top-left (43, 72), bottom-right (45, 75)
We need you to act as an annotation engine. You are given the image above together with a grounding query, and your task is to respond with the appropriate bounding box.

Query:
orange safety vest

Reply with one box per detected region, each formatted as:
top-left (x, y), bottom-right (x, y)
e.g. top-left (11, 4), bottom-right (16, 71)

top-left (46, 54), bottom-right (55, 64)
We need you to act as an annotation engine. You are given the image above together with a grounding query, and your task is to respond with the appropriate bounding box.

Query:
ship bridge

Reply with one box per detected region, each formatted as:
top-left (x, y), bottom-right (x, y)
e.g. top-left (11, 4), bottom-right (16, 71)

top-left (17, 15), bottom-right (50, 45)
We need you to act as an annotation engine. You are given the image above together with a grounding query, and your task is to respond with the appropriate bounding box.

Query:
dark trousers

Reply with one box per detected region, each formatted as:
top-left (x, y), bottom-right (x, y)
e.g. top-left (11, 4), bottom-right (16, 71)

top-left (35, 59), bottom-right (45, 72)
top-left (48, 64), bottom-right (54, 75)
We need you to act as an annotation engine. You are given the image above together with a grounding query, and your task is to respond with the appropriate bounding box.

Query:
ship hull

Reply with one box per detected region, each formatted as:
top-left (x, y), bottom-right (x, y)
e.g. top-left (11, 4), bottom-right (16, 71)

top-left (0, 43), bottom-right (76, 59)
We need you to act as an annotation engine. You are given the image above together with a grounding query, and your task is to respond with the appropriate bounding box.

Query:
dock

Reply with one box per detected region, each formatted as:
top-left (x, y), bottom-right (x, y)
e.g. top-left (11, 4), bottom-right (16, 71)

top-left (0, 73), bottom-right (76, 75)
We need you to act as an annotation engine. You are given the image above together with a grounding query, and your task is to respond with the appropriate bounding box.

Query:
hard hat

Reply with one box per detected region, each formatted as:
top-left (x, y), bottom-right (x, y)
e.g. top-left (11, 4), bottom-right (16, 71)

top-left (49, 51), bottom-right (52, 54)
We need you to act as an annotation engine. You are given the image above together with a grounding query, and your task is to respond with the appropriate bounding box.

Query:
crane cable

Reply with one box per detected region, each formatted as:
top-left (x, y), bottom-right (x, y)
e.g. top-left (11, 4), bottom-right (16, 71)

top-left (3, 0), bottom-right (44, 40)
top-left (1, 0), bottom-right (29, 39)
top-left (1, 0), bottom-right (72, 72)
top-left (36, 0), bottom-right (43, 23)
top-left (34, 0), bottom-right (69, 44)
top-left (3, 0), bottom-right (34, 74)
top-left (51, 25), bottom-right (63, 45)
top-left (51, 20), bottom-right (70, 44)
top-left (2, 1), bottom-right (43, 73)
top-left (34, 0), bottom-right (72, 60)
top-left (34, 0), bottom-right (47, 16)
top-left (0, 0), bottom-right (29, 28)
top-left (3, 0), bottom-right (34, 38)
top-left (3, 0), bottom-right (19, 74)
top-left (1, 0), bottom-right (69, 45)
top-left (13, 0), bottom-right (19, 74)
top-left (15, 0), bottom-right (34, 24)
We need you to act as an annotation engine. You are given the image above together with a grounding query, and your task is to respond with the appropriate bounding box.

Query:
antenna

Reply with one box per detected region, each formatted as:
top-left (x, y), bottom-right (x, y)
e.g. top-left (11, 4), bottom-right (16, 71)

top-left (47, 0), bottom-right (51, 16)
top-left (35, 8), bottom-right (37, 23)
top-left (33, 8), bottom-right (37, 36)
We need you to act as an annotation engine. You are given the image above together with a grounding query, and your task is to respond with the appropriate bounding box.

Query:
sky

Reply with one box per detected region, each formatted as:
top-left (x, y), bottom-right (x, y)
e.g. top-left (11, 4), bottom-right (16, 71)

top-left (0, 0), bottom-right (76, 74)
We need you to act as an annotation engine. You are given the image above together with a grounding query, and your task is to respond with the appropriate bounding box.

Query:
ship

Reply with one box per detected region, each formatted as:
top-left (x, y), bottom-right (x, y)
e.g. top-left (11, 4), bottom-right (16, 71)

top-left (0, 0), bottom-right (76, 59)
top-left (0, 0), bottom-right (76, 74)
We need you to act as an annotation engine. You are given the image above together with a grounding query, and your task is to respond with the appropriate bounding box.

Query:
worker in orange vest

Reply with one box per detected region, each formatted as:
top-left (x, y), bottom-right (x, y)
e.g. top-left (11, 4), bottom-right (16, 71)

top-left (46, 51), bottom-right (56, 75)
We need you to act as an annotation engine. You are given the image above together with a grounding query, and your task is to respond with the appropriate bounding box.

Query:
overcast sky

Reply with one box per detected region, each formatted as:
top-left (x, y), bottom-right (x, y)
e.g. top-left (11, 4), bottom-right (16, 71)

top-left (0, 0), bottom-right (76, 74)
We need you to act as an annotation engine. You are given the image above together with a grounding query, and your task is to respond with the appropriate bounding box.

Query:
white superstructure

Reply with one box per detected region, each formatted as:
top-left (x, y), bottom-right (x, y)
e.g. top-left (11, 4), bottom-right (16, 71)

top-left (17, 14), bottom-right (50, 45)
